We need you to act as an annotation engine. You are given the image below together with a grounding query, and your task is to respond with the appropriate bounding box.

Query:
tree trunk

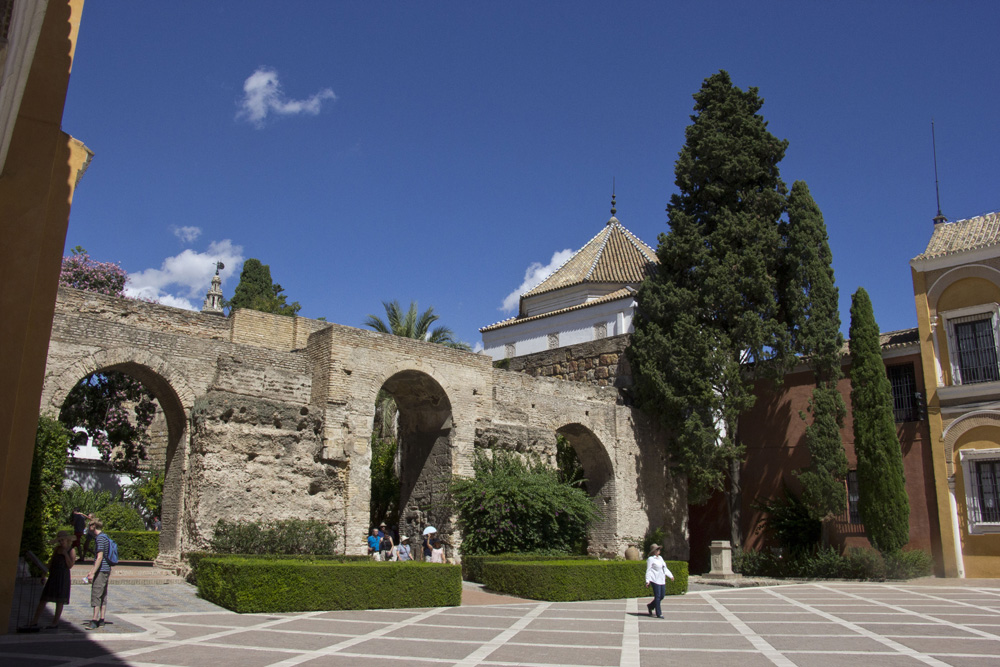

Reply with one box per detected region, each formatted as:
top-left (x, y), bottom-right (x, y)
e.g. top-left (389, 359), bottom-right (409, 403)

top-left (727, 457), bottom-right (743, 548)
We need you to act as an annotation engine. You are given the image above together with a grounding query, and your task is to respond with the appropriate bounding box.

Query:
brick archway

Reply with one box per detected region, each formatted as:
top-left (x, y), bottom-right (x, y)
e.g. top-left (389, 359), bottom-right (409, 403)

top-left (557, 422), bottom-right (618, 555)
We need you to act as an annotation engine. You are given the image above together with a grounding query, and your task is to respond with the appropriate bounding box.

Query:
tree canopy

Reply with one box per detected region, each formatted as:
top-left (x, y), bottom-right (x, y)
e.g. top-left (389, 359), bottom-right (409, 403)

top-left (629, 70), bottom-right (789, 543)
top-left (228, 258), bottom-right (301, 316)
top-left (365, 300), bottom-right (471, 350)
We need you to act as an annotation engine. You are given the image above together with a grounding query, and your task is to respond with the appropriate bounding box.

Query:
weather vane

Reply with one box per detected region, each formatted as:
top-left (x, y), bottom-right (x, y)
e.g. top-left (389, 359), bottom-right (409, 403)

top-left (214, 261), bottom-right (225, 274)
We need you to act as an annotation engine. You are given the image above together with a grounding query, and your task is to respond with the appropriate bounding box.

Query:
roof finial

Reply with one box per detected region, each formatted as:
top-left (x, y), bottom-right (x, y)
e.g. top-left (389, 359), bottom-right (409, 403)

top-left (932, 120), bottom-right (947, 225)
top-left (610, 178), bottom-right (617, 217)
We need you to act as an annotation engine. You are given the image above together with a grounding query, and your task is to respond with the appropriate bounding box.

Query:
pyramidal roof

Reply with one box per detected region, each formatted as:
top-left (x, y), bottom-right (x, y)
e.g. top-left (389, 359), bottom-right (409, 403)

top-left (521, 214), bottom-right (659, 300)
top-left (914, 210), bottom-right (1000, 261)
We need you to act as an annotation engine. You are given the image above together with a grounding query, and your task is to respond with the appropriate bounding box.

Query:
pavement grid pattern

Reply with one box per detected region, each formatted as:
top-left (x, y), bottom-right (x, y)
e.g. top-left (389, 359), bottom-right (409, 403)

top-left (3, 574), bottom-right (1000, 667)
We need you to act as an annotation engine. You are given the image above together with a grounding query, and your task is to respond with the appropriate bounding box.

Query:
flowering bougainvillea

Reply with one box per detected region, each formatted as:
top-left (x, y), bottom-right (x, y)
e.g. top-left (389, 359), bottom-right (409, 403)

top-left (58, 247), bottom-right (157, 474)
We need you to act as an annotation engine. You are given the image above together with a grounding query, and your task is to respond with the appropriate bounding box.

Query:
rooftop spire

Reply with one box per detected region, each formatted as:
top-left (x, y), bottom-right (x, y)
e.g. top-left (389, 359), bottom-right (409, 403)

top-left (932, 120), bottom-right (947, 225)
top-left (608, 178), bottom-right (617, 224)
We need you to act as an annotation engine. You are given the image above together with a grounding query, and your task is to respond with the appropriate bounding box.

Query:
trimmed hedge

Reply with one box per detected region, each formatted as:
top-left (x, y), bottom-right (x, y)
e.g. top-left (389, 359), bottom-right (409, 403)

top-left (106, 531), bottom-right (160, 561)
top-left (462, 553), bottom-right (595, 584)
top-left (196, 556), bottom-right (462, 613)
top-left (183, 551), bottom-right (369, 585)
top-left (482, 560), bottom-right (688, 601)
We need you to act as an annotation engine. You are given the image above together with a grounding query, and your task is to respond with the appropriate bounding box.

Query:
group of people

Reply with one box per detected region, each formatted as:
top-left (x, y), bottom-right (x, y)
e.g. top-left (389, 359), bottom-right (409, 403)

top-left (28, 517), bottom-right (113, 631)
top-left (366, 523), bottom-right (446, 563)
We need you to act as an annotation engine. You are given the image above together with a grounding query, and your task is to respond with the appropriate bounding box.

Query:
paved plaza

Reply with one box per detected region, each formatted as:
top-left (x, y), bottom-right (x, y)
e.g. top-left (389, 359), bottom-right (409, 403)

top-left (3, 577), bottom-right (1000, 667)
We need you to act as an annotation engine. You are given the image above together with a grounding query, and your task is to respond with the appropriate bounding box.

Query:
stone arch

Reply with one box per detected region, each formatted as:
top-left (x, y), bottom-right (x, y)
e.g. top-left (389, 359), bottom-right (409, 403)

top-left (556, 423), bottom-right (618, 555)
top-left (942, 410), bottom-right (1000, 478)
top-left (373, 367), bottom-right (455, 545)
top-left (927, 264), bottom-right (1000, 311)
top-left (42, 347), bottom-right (195, 562)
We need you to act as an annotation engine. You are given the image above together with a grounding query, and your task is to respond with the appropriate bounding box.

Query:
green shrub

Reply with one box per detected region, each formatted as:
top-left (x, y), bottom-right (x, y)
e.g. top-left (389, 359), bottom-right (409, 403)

top-left (841, 547), bottom-right (887, 580)
top-left (62, 487), bottom-right (114, 517)
top-left (462, 552), bottom-right (595, 583)
top-left (885, 549), bottom-right (934, 579)
top-left (97, 502), bottom-right (145, 531)
top-left (733, 548), bottom-right (781, 577)
top-left (209, 518), bottom-right (338, 555)
top-left (122, 469), bottom-right (164, 522)
top-left (452, 449), bottom-right (598, 555)
top-left (106, 530), bottom-right (160, 560)
top-left (183, 551), bottom-right (369, 585)
top-left (481, 560), bottom-right (688, 601)
top-left (196, 557), bottom-right (461, 613)
top-left (20, 416), bottom-right (70, 568)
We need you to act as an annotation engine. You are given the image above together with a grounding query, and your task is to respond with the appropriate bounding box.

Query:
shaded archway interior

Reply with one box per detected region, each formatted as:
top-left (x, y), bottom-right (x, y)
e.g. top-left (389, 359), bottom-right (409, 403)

top-left (62, 362), bottom-right (187, 557)
top-left (379, 370), bottom-right (454, 542)
top-left (557, 423), bottom-right (617, 554)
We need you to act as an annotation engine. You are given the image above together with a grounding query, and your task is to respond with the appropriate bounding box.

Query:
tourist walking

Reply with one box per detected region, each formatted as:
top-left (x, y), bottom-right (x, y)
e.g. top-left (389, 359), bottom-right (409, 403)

top-left (396, 535), bottom-right (412, 561)
top-left (29, 530), bottom-right (75, 629)
top-left (83, 519), bottom-right (112, 630)
top-left (70, 509), bottom-right (89, 560)
top-left (422, 528), bottom-right (436, 562)
top-left (379, 531), bottom-right (395, 561)
top-left (367, 528), bottom-right (381, 560)
top-left (644, 543), bottom-right (673, 619)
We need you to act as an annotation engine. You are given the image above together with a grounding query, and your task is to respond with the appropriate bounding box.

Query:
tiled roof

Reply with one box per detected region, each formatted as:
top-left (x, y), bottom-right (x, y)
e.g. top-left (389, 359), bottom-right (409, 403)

top-left (480, 287), bottom-right (636, 333)
top-left (839, 327), bottom-right (919, 357)
top-left (914, 211), bottom-right (1000, 260)
top-left (520, 217), bottom-right (658, 300)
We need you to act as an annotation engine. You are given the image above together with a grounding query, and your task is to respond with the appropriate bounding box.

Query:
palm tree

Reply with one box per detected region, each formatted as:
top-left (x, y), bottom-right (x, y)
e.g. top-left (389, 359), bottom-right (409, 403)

top-left (364, 300), bottom-right (471, 350)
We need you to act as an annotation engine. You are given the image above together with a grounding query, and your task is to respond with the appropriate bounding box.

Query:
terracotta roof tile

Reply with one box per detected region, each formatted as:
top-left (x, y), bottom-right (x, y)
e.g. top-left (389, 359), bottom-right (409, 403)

top-left (480, 287), bottom-right (636, 333)
top-left (521, 217), bottom-right (658, 299)
top-left (915, 211), bottom-right (1000, 260)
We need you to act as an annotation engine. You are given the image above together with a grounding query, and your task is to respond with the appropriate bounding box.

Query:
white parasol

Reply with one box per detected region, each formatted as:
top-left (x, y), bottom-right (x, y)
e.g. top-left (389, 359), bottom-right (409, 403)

top-left (422, 526), bottom-right (437, 535)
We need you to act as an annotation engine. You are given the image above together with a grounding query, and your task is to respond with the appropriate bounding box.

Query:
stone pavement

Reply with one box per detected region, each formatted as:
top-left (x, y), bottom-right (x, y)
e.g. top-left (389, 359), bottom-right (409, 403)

top-left (3, 578), bottom-right (1000, 666)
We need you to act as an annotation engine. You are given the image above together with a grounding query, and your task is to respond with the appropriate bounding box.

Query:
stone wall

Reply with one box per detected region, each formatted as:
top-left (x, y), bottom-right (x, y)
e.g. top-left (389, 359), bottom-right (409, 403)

top-left (505, 334), bottom-right (632, 388)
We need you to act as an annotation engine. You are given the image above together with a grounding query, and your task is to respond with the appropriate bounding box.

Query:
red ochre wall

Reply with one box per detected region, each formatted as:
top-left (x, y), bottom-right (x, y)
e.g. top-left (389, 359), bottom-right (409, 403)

top-left (689, 351), bottom-right (943, 575)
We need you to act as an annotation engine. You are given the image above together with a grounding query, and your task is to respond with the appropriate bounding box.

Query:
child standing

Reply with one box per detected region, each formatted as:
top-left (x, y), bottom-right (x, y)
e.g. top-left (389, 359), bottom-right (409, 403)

top-left (30, 530), bottom-right (75, 629)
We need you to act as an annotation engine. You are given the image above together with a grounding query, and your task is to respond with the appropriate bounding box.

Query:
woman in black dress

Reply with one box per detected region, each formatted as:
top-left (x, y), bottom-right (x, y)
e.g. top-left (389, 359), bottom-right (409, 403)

top-left (30, 530), bottom-right (75, 629)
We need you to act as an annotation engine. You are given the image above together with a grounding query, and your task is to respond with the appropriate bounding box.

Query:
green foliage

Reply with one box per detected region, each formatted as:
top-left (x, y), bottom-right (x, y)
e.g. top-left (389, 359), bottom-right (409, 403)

top-left (629, 70), bottom-right (789, 508)
top-left (98, 502), bottom-right (145, 531)
top-left (106, 530), bottom-right (160, 560)
top-left (59, 371), bottom-right (156, 475)
top-left (365, 299), bottom-right (471, 349)
top-left (555, 435), bottom-right (585, 491)
top-left (209, 519), bottom-right (338, 555)
top-left (451, 449), bottom-right (598, 555)
top-left (849, 288), bottom-right (910, 553)
top-left (481, 560), bottom-right (688, 601)
top-left (370, 433), bottom-right (400, 527)
top-left (492, 357), bottom-right (511, 370)
top-left (643, 526), bottom-right (667, 558)
top-left (754, 488), bottom-right (822, 557)
top-left (227, 258), bottom-right (301, 316)
top-left (782, 181), bottom-right (849, 523)
top-left (20, 416), bottom-right (70, 564)
top-left (461, 552), bottom-right (595, 584)
top-left (734, 547), bottom-right (932, 581)
top-left (123, 469), bottom-right (164, 521)
top-left (196, 557), bottom-right (461, 612)
top-left (62, 487), bottom-right (113, 516)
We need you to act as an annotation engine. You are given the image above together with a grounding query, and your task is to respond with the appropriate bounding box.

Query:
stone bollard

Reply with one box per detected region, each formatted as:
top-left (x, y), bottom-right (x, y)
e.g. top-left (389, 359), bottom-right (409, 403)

top-left (703, 540), bottom-right (737, 579)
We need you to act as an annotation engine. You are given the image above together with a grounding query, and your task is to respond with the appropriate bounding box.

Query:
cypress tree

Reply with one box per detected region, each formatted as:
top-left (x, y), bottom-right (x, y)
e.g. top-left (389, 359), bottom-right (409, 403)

top-left (228, 258), bottom-right (301, 316)
top-left (848, 287), bottom-right (909, 553)
top-left (630, 70), bottom-right (788, 545)
top-left (781, 181), bottom-right (849, 526)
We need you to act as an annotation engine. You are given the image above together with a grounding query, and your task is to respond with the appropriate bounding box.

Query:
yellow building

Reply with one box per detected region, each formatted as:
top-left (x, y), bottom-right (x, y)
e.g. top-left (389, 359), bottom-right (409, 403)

top-left (912, 211), bottom-right (1000, 578)
top-left (0, 0), bottom-right (88, 632)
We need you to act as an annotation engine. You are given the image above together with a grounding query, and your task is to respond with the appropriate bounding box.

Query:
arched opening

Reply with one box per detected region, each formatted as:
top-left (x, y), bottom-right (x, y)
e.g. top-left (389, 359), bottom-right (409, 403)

top-left (372, 370), bottom-right (454, 547)
top-left (55, 361), bottom-right (188, 560)
top-left (556, 423), bottom-right (617, 554)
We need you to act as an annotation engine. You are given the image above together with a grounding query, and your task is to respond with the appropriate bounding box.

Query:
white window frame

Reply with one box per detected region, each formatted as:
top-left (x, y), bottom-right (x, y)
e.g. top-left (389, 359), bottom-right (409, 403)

top-left (940, 303), bottom-right (1000, 386)
top-left (959, 447), bottom-right (1000, 534)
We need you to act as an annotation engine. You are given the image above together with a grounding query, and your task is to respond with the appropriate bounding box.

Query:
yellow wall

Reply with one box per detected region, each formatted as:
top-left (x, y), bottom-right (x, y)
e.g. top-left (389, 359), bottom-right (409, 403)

top-left (933, 277), bottom-right (1000, 386)
top-left (953, 426), bottom-right (1000, 578)
top-left (0, 0), bottom-right (86, 634)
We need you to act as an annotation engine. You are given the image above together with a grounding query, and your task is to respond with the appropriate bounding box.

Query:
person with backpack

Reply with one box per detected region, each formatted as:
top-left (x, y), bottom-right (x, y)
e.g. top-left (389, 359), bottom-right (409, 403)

top-left (83, 518), bottom-right (115, 630)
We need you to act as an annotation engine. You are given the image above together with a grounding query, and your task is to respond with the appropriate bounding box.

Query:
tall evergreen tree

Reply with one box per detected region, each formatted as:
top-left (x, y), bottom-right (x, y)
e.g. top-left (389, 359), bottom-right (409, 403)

top-left (629, 70), bottom-right (789, 545)
top-left (781, 181), bottom-right (849, 527)
top-left (228, 258), bottom-right (301, 316)
top-left (848, 287), bottom-right (909, 553)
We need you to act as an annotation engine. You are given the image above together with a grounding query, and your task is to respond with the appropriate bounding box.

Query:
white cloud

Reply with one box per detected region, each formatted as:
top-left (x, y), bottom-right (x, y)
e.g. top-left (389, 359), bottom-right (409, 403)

top-left (500, 249), bottom-right (575, 313)
top-left (125, 239), bottom-right (244, 311)
top-left (172, 226), bottom-right (202, 244)
top-left (237, 67), bottom-right (336, 128)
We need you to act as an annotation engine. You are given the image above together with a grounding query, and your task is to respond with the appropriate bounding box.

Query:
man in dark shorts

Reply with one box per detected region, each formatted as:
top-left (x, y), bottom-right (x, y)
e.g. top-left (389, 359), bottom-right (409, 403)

top-left (70, 508), bottom-right (88, 560)
top-left (83, 518), bottom-right (111, 630)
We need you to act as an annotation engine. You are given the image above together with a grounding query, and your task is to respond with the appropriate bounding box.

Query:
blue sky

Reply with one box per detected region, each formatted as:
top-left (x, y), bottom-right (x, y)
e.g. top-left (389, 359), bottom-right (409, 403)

top-left (61, 1), bottom-right (999, 350)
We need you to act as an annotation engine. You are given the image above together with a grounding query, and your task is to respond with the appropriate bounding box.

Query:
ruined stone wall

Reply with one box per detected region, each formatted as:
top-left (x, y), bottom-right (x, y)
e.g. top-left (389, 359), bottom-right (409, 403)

top-left (505, 334), bottom-right (633, 388)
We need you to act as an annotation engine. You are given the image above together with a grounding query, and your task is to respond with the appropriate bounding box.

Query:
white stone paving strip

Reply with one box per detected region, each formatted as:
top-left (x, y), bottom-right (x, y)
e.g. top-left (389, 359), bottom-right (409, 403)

top-left (452, 600), bottom-right (551, 667)
top-left (765, 587), bottom-right (953, 666)
top-left (619, 597), bottom-right (640, 667)
top-left (834, 584), bottom-right (1000, 639)
top-left (263, 605), bottom-right (456, 667)
top-left (703, 594), bottom-right (797, 667)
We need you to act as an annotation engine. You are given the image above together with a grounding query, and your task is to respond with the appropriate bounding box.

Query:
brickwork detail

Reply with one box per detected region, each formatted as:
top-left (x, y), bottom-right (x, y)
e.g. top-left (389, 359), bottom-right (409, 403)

top-left (506, 334), bottom-right (633, 388)
top-left (42, 288), bottom-right (687, 564)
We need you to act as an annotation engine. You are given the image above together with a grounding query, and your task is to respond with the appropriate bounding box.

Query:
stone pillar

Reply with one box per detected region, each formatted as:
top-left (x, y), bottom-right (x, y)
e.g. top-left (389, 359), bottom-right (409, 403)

top-left (704, 540), bottom-right (737, 579)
